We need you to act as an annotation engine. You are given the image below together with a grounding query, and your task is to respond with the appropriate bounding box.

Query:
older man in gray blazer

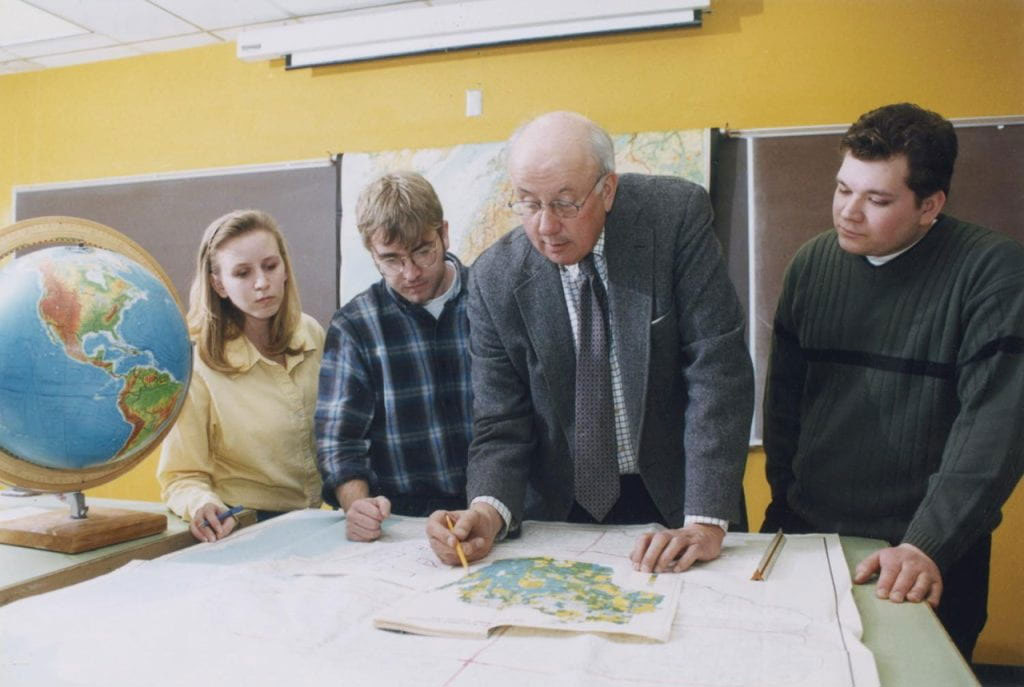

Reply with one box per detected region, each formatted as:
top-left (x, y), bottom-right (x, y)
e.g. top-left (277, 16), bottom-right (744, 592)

top-left (427, 111), bottom-right (753, 573)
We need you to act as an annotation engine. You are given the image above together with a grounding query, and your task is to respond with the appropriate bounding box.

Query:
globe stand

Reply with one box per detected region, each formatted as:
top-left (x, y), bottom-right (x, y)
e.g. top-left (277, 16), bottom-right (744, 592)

top-left (67, 491), bottom-right (89, 518)
top-left (0, 491), bottom-right (168, 554)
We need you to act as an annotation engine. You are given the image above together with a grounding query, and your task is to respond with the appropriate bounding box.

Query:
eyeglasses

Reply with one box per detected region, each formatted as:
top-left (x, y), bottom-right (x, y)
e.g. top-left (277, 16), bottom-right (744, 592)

top-left (373, 235), bottom-right (442, 277)
top-left (507, 174), bottom-right (608, 219)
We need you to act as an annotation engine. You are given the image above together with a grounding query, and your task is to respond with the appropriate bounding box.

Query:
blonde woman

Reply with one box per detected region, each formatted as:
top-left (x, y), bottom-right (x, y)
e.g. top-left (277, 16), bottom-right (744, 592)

top-left (158, 210), bottom-right (324, 541)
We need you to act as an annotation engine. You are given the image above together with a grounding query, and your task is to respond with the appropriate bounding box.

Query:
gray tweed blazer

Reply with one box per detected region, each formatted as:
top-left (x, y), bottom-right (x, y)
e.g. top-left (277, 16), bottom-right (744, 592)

top-left (466, 173), bottom-right (753, 529)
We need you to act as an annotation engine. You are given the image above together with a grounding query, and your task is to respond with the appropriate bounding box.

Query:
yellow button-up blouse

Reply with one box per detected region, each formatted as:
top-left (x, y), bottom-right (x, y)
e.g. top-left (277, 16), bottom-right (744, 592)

top-left (157, 313), bottom-right (325, 520)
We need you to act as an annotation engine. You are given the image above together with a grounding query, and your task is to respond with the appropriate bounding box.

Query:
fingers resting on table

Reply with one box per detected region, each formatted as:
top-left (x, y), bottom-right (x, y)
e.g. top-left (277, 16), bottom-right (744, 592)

top-left (854, 542), bottom-right (943, 607)
top-left (630, 523), bottom-right (725, 573)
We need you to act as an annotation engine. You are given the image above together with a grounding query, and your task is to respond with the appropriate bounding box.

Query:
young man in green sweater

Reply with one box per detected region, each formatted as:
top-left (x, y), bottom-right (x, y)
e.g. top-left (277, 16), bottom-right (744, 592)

top-left (762, 102), bottom-right (1024, 661)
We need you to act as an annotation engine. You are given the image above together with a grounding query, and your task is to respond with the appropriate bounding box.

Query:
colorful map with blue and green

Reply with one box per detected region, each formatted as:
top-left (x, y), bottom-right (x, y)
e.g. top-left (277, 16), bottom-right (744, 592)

top-left (0, 245), bottom-right (190, 470)
top-left (449, 557), bottom-right (665, 625)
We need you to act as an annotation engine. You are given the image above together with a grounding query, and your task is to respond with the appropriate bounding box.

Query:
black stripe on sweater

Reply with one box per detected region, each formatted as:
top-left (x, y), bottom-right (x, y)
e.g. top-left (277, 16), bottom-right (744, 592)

top-left (802, 348), bottom-right (955, 379)
top-left (791, 336), bottom-right (1024, 379)
top-left (962, 336), bottom-right (1024, 366)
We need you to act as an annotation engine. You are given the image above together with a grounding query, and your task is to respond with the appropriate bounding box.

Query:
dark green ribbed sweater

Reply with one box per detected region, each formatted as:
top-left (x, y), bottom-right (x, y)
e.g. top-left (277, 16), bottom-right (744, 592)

top-left (764, 215), bottom-right (1024, 570)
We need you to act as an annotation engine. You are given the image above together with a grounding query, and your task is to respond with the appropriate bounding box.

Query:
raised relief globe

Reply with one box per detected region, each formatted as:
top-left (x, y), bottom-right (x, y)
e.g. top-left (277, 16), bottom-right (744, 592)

top-left (0, 217), bottom-right (191, 497)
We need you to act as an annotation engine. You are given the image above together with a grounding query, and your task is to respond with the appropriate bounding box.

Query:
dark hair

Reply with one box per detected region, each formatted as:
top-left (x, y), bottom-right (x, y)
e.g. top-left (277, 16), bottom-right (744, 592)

top-left (840, 103), bottom-right (957, 202)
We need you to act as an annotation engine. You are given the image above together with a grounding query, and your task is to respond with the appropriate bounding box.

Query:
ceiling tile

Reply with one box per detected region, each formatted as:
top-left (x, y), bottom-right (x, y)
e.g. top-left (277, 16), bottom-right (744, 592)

top-left (4, 32), bottom-right (115, 58)
top-left (149, 1), bottom-right (290, 30)
top-left (0, 0), bottom-right (464, 73)
top-left (212, 18), bottom-right (299, 42)
top-left (32, 44), bottom-right (142, 68)
top-left (134, 32), bottom-right (220, 54)
top-left (269, 0), bottom-right (407, 16)
top-left (0, 0), bottom-right (86, 47)
top-left (26, 0), bottom-right (197, 42)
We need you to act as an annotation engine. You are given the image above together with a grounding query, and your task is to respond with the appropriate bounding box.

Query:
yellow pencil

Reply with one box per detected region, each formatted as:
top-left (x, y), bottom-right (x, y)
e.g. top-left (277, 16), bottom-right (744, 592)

top-left (445, 514), bottom-right (469, 570)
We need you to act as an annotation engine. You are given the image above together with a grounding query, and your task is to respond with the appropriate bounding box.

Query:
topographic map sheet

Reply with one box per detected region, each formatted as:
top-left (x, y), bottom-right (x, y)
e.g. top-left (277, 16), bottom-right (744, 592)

top-left (0, 511), bottom-right (879, 687)
top-left (373, 553), bottom-right (681, 641)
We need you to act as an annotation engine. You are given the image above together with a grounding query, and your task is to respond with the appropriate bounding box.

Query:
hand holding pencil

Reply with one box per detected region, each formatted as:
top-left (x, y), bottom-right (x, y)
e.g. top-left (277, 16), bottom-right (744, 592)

top-left (425, 505), bottom-right (501, 568)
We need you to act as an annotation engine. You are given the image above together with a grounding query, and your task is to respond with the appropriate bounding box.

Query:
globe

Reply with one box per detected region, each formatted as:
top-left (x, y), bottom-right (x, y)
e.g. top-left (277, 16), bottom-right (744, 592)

top-left (0, 217), bottom-right (191, 494)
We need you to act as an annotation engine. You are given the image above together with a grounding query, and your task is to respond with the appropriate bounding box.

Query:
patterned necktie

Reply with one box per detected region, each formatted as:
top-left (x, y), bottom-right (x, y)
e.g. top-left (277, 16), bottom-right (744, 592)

top-left (573, 254), bottom-right (620, 521)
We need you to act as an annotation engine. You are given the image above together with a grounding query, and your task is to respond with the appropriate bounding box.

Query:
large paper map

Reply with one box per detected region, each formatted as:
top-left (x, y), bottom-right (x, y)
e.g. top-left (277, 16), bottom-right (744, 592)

top-left (0, 512), bottom-right (880, 687)
top-left (338, 129), bottom-right (710, 303)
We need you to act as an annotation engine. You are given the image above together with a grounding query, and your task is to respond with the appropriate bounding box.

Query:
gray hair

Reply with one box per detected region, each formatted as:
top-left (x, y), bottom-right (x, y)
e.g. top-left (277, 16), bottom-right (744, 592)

top-left (587, 120), bottom-right (616, 175)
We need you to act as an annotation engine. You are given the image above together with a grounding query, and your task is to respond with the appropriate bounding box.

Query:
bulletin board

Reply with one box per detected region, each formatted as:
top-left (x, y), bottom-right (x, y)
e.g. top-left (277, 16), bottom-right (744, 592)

top-left (716, 119), bottom-right (1024, 442)
top-left (14, 161), bottom-right (339, 327)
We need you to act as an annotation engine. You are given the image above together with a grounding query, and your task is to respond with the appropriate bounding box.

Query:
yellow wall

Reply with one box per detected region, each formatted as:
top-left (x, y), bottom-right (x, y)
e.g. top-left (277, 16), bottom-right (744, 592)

top-left (1, 0), bottom-right (1021, 665)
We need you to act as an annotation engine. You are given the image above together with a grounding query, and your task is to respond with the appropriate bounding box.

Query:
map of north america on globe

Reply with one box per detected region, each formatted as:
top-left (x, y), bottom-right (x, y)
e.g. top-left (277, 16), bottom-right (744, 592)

top-left (0, 246), bottom-right (190, 470)
top-left (449, 557), bottom-right (665, 625)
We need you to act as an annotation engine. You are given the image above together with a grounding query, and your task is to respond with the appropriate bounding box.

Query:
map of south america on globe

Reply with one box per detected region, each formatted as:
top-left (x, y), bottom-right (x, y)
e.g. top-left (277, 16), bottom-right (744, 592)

top-left (0, 246), bottom-right (190, 470)
top-left (374, 555), bottom-right (681, 641)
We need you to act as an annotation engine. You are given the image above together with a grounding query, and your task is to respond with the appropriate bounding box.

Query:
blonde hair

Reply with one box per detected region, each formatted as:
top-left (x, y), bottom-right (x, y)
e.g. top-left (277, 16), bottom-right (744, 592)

top-left (188, 209), bottom-right (302, 372)
top-left (356, 171), bottom-right (443, 251)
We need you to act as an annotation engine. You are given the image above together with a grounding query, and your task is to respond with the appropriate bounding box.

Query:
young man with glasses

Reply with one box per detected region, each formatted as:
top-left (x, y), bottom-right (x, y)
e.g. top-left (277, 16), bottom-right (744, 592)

top-left (427, 111), bottom-right (753, 573)
top-left (316, 170), bottom-right (472, 542)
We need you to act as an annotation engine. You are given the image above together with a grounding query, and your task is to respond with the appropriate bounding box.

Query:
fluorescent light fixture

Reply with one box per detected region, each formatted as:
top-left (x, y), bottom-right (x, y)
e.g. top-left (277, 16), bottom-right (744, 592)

top-left (237, 0), bottom-right (709, 68)
top-left (0, 0), bottom-right (87, 48)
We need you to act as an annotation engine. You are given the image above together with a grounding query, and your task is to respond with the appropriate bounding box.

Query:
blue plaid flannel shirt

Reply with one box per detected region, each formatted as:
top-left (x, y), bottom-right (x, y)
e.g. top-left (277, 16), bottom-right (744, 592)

top-left (315, 255), bottom-right (473, 510)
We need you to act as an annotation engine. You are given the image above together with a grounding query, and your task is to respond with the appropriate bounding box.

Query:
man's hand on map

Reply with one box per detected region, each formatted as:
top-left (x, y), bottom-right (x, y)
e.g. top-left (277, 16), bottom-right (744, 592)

top-left (426, 504), bottom-right (502, 566)
top-left (853, 543), bottom-right (943, 608)
top-left (629, 523), bottom-right (725, 573)
top-left (338, 479), bottom-right (392, 542)
top-left (344, 496), bottom-right (392, 542)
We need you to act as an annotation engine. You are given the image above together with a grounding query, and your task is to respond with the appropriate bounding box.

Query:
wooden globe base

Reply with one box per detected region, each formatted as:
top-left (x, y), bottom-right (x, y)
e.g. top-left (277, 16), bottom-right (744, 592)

top-left (0, 507), bottom-right (167, 554)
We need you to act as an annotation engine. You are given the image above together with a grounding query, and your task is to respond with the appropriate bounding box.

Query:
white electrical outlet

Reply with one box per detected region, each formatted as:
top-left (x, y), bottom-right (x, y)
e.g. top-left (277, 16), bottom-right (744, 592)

top-left (465, 89), bottom-right (482, 117)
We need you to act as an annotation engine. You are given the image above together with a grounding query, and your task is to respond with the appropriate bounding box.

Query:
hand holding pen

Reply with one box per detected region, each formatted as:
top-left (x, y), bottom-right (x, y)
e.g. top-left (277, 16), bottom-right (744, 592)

top-left (190, 504), bottom-right (243, 542)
